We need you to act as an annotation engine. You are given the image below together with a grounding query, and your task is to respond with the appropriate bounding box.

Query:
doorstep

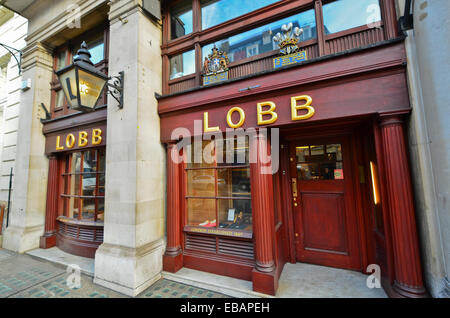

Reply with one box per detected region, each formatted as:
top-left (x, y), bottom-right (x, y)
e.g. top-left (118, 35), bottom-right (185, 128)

top-left (162, 268), bottom-right (273, 298)
top-left (26, 247), bottom-right (95, 277)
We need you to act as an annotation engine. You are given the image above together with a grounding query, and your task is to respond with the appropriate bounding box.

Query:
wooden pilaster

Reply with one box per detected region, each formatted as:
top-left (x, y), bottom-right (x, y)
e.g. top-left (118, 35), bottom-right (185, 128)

top-left (379, 115), bottom-right (428, 298)
top-left (163, 143), bottom-right (183, 272)
top-left (250, 132), bottom-right (277, 295)
top-left (40, 155), bottom-right (59, 248)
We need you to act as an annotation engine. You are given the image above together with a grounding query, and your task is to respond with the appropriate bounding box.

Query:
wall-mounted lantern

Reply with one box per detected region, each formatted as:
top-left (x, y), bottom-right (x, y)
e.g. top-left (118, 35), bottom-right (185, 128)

top-left (56, 41), bottom-right (124, 111)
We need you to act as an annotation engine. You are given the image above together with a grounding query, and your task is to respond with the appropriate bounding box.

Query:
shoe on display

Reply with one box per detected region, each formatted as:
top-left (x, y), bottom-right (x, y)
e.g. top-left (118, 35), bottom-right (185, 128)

top-left (199, 220), bottom-right (210, 226)
top-left (206, 219), bottom-right (216, 227)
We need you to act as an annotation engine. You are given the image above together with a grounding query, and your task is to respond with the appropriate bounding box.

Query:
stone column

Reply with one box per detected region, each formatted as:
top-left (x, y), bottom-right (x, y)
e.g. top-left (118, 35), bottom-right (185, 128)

top-left (2, 42), bottom-right (52, 253)
top-left (250, 132), bottom-right (277, 295)
top-left (380, 115), bottom-right (428, 297)
top-left (39, 155), bottom-right (58, 248)
top-left (162, 143), bottom-right (183, 272)
top-left (93, 1), bottom-right (165, 297)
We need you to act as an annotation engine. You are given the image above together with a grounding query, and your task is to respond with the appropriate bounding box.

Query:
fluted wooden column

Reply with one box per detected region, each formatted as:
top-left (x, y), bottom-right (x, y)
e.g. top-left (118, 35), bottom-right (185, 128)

top-left (163, 143), bottom-right (183, 272)
top-left (39, 155), bottom-right (59, 249)
top-left (380, 115), bottom-right (428, 298)
top-left (250, 132), bottom-right (277, 295)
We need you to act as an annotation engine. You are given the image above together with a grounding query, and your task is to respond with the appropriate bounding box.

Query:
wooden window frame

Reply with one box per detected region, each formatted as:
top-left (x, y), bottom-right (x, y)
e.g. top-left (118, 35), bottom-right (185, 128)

top-left (183, 139), bottom-right (252, 238)
top-left (161, 0), bottom-right (398, 94)
top-left (58, 148), bottom-right (106, 223)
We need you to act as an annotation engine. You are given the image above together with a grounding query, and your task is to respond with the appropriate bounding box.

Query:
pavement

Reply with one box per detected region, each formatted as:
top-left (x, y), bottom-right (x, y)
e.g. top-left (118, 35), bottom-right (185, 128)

top-left (0, 248), bottom-right (231, 298)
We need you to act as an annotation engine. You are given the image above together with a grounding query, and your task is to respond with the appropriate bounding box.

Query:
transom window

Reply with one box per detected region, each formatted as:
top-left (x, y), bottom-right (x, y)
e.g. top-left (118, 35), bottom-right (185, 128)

top-left (60, 149), bottom-right (105, 222)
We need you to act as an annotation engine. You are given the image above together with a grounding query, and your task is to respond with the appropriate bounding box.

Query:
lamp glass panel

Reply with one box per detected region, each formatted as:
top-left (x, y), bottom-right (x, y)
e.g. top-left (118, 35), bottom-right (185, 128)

top-left (77, 69), bottom-right (107, 109)
top-left (58, 68), bottom-right (78, 108)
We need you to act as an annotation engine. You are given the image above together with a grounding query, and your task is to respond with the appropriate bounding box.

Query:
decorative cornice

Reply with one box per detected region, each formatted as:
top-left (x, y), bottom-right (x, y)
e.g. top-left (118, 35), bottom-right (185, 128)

top-left (21, 41), bottom-right (53, 71)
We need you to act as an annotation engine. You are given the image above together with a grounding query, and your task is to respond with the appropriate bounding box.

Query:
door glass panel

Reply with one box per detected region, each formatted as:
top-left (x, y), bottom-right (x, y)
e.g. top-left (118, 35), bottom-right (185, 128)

top-left (296, 144), bottom-right (344, 180)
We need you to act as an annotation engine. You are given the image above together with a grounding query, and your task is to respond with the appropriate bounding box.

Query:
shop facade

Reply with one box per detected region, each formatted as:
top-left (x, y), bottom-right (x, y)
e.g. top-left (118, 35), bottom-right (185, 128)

top-left (159, 0), bottom-right (428, 297)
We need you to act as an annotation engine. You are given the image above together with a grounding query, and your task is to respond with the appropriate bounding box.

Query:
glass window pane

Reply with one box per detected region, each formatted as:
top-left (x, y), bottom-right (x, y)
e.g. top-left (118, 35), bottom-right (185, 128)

top-left (87, 40), bottom-right (104, 65)
top-left (56, 50), bottom-right (67, 70)
top-left (71, 32), bottom-right (104, 64)
top-left (187, 198), bottom-right (216, 226)
top-left (81, 198), bottom-right (95, 220)
top-left (187, 169), bottom-right (215, 197)
top-left (55, 90), bottom-right (65, 108)
top-left (217, 168), bottom-right (251, 198)
top-left (218, 137), bottom-right (248, 166)
top-left (97, 198), bottom-right (105, 221)
top-left (296, 143), bottom-right (344, 180)
top-left (202, 9), bottom-right (316, 64)
top-left (68, 197), bottom-right (79, 219)
top-left (296, 146), bottom-right (309, 163)
top-left (201, 0), bottom-right (279, 30)
top-left (186, 140), bottom-right (215, 168)
top-left (323, 0), bottom-right (381, 34)
top-left (171, 0), bottom-right (193, 40)
top-left (218, 199), bottom-right (252, 231)
top-left (169, 50), bottom-right (195, 80)
top-left (326, 144), bottom-right (342, 161)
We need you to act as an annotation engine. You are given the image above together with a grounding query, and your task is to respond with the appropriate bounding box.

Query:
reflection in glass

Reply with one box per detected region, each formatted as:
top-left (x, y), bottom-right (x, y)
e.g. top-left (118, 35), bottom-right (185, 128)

top-left (218, 137), bottom-right (248, 165)
top-left (186, 140), bottom-right (216, 168)
top-left (187, 169), bottom-right (215, 197)
top-left (201, 0), bottom-right (279, 30)
top-left (82, 198), bottom-right (96, 220)
top-left (296, 144), bottom-right (344, 180)
top-left (171, 0), bottom-right (193, 39)
top-left (55, 90), bottom-right (65, 108)
top-left (187, 198), bottom-right (216, 226)
top-left (217, 168), bottom-right (250, 198)
top-left (202, 9), bottom-right (317, 64)
top-left (323, 0), bottom-right (381, 34)
top-left (169, 50), bottom-right (195, 80)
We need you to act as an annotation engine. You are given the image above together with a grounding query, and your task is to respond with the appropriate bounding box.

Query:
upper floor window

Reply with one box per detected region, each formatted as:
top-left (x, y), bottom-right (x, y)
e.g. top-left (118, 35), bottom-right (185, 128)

top-left (323, 0), bottom-right (381, 34)
top-left (201, 0), bottom-right (280, 30)
top-left (201, 9), bottom-right (316, 64)
top-left (171, 0), bottom-right (193, 40)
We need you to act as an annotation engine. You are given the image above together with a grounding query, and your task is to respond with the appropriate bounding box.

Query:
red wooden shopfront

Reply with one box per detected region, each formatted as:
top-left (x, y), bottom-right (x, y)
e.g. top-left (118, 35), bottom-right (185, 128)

top-left (158, 39), bottom-right (428, 297)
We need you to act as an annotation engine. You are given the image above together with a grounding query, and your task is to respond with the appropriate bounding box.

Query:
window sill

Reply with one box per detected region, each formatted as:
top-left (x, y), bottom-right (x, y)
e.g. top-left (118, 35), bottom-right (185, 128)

top-left (57, 215), bottom-right (104, 227)
top-left (184, 225), bottom-right (253, 239)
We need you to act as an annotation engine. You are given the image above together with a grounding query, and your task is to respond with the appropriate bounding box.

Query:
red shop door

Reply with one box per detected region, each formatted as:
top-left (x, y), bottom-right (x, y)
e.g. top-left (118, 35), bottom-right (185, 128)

top-left (289, 137), bottom-right (361, 270)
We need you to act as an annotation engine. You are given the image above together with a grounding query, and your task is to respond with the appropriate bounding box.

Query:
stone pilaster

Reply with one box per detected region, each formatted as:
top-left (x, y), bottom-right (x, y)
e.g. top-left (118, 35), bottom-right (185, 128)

top-left (93, 2), bottom-right (165, 296)
top-left (2, 41), bottom-right (52, 253)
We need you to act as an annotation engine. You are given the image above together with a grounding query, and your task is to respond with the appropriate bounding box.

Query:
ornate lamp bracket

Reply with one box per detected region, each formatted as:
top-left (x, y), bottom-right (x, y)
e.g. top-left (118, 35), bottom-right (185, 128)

top-left (0, 43), bottom-right (22, 74)
top-left (107, 71), bottom-right (124, 109)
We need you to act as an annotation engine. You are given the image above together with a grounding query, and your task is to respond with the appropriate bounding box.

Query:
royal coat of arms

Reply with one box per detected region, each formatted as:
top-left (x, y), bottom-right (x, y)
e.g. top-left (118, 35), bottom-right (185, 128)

top-left (203, 46), bottom-right (229, 76)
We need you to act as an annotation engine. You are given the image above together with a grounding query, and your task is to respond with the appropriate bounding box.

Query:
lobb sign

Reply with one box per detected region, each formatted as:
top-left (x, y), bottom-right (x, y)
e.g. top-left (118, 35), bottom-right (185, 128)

top-left (46, 125), bottom-right (106, 154)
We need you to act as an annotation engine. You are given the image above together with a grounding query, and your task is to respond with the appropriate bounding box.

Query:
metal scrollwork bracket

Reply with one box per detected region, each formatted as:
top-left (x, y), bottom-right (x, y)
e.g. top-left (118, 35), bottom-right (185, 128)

top-left (0, 43), bottom-right (23, 75)
top-left (107, 71), bottom-right (124, 109)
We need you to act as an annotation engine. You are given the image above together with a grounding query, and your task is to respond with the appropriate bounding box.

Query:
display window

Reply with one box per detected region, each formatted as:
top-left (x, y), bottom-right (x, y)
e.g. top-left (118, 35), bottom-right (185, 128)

top-left (184, 137), bottom-right (252, 236)
top-left (60, 148), bottom-right (106, 222)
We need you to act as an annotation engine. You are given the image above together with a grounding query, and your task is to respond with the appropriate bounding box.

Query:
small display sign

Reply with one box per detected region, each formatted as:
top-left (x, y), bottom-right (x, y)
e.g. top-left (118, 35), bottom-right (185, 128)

top-left (227, 208), bottom-right (236, 222)
top-left (203, 71), bottom-right (228, 86)
top-left (273, 50), bottom-right (307, 69)
top-left (334, 169), bottom-right (344, 180)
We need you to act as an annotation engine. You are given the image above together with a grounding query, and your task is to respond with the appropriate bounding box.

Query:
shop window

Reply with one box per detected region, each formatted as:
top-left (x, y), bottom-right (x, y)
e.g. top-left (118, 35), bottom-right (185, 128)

top-left (171, 0), bottom-right (193, 40)
top-left (185, 138), bottom-right (252, 233)
top-left (169, 49), bottom-right (196, 80)
top-left (296, 143), bottom-right (344, 180)
top-left (60, 149), bottom-right (105, 222)
top-left (201, 9), bottom-right (317, 64)
top-left (201, 0), bottom-right (279, 30)
top-left (322, 0), bottom-right (381, 34)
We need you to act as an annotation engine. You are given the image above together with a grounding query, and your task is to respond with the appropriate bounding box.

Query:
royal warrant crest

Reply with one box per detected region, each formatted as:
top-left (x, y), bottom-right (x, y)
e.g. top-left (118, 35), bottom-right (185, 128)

top-left (273, 22), bottom-right (308, 69)
top-left (203, 46), bottom-right (230, 85)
